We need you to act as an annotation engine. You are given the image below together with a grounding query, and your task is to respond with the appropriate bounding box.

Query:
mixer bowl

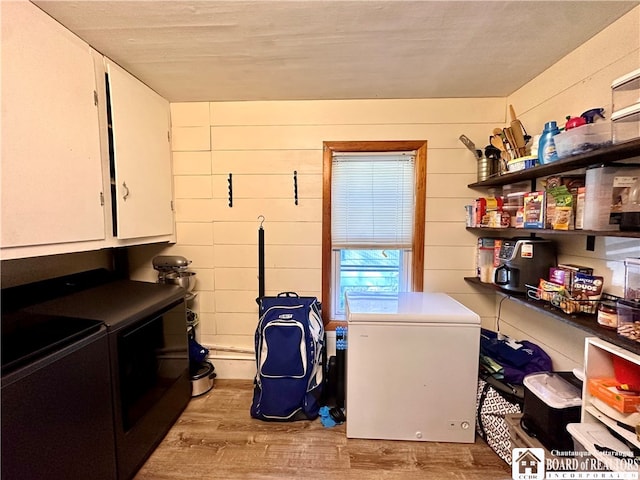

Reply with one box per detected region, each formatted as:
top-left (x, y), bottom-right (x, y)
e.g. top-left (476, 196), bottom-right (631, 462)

top-left (166, 271), bottom-right (196, 291)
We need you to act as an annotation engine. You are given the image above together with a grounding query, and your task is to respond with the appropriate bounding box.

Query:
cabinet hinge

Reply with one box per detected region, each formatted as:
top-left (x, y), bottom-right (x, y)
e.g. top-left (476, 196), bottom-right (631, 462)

top-left (167, 130), bottom-right (171, 143)
top-left (94, 90), bottom-right (98, 106)
top-left (100, 192), bottom-right (105, 206)
top-left (170, 200), bottom-right (174, 212)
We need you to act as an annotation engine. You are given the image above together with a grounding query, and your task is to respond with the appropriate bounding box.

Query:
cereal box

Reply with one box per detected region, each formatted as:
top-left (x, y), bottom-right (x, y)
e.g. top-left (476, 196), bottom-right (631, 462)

top-left (523, 191), bottom-right (545, 229)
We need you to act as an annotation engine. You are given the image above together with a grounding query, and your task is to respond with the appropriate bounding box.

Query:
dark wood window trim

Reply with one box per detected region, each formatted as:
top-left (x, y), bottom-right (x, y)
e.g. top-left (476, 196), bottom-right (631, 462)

top-left (322, 140), bottom-right (427, 330)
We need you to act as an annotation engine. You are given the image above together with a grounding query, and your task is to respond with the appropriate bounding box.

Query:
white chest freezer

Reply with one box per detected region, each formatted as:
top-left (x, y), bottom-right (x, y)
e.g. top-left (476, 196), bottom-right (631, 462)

top-left (345, 291), bottom-right (480, 442)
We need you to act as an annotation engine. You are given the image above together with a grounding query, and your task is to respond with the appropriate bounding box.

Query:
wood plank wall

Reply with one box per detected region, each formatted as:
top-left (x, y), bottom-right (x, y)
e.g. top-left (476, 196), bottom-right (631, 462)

top-left (128, 6), bottom-right (640, 377)
top-left (129, 97), bottom-right (505, 377)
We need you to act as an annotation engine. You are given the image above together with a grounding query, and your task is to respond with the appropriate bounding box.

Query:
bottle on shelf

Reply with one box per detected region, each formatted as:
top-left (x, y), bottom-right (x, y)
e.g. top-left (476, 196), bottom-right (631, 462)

top-left (538, 121), bottom-right (561, 164)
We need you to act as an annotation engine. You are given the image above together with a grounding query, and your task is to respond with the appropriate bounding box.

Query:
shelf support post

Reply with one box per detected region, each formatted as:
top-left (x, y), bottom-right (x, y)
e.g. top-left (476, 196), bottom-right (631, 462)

top-left (586, 235), bottom-right (595, 252)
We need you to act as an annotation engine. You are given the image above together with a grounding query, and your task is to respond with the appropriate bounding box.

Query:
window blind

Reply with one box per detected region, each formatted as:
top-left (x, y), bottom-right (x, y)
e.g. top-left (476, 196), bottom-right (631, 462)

top-left (331, 152), bottom-right (415, 248)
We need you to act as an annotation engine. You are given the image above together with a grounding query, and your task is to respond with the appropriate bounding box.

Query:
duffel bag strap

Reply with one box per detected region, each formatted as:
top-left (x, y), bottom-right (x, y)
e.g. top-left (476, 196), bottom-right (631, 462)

top-left (476, 382), bottom-right (491, 440)
top-left (278, 292), bottom-right (299, 297)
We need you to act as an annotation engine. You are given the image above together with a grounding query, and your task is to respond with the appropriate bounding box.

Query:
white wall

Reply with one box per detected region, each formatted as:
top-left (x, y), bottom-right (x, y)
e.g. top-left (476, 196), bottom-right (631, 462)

top-left (129, 6), bottom-right (640, 378)
top-left (129, 97), bottom-right (506, 378)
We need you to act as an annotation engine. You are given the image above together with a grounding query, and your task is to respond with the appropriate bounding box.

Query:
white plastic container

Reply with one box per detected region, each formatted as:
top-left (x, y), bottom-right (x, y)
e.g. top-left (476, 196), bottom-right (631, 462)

top-left (554, 123), bottom-right (612, 158)
top-left (612, 68), bottom-right (640, 113)
top-left (583, 165), bottom-right (620, 231)
top-left (611, 102), bottom-right (640, 144)
top-left (583, 165), bottom-right (640, 230)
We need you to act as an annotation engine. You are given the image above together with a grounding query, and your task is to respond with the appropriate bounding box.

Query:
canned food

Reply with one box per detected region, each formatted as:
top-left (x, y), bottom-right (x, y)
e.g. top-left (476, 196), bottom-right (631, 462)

top-left (597, 301), bottom-right (618, 329)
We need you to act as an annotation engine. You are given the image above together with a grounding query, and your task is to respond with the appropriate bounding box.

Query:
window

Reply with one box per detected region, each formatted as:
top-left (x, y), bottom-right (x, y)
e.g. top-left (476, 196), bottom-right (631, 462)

top-left (322, 141), bottom-right (427, 327)
top-left (333, 248), bottom-right (411, 318)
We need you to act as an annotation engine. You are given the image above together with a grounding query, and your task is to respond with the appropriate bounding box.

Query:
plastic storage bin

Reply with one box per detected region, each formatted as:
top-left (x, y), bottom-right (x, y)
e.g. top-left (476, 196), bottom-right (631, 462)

top-left (554, 122), bottom-right (612, 158)
top-left (522, 372), bottom-right (582, 451)
top-left (505, 413), bottom-right (550, 452)
top-left (612, 68), bottom-right (640, 113)
top-left (567, 422), bottom-right (635, 461)
top-left (612, 103), bottom-right (640, 144)
top-left (583, 165), bottom-right (640, 231)
top-left (625, 258), bottom-right (640, 300)
top-left (617, 299), bottom-right (640, 343)
top-left (506, 155), bottom-right (537, 172)
top-left (477, 237), bottom-right (496, 283)
top-left (502, 181), bottom-right (529, 206)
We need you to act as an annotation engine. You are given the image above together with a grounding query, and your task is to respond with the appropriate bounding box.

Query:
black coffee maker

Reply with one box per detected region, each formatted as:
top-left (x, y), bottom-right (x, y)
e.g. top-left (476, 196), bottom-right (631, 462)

top-left (494, 238), bottom-right (556, 293)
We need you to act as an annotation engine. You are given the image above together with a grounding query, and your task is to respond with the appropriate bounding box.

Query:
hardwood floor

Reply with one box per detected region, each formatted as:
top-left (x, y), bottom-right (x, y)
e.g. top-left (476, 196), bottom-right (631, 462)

top-left (135, 380), bottom-right (512, 480)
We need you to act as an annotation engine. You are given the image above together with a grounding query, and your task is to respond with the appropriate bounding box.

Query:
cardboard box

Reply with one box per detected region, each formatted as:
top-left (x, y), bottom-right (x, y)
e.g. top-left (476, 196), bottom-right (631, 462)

top-left (575, 187), bottom-right (586, 229)
top-left (554, 264), bottom-right (594, 294)
top-left (475, 196), bottom-right (503, 227)
top-left (493, 239), bottom-right (502, 268)
top-left (544, 175), bottom-right (585, 229)
top-left (549, 268), bottom-right (568, 287)
top-left (588, 377), bottom-right (640, 413)
top-left (545, 175), bottom-right (587, 192)
top-left (523, 191), bottom-right (545, 229)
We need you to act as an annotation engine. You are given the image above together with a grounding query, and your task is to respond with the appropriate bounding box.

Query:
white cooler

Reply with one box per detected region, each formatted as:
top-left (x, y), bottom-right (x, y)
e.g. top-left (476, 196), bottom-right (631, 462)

top-left (345, 291), bottom-right (480, 442)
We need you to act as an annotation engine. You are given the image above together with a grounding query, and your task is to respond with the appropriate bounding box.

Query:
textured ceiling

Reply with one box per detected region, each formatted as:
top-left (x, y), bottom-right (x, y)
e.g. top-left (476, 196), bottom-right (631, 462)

top-left (31, 0), bottom-right (639, 102)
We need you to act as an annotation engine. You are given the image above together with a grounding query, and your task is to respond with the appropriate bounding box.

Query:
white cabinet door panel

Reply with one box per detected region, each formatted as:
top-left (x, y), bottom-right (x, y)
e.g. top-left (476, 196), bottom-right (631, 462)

top-left (1, 2), bottom-right (105, 248)
top-left (106, 60), bottom-right (173, 239)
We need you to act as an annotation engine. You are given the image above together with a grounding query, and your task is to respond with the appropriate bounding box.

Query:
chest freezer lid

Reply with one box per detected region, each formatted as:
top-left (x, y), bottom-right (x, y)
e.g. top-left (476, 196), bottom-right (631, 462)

top-left (345, 292), bottom-right (480, 324)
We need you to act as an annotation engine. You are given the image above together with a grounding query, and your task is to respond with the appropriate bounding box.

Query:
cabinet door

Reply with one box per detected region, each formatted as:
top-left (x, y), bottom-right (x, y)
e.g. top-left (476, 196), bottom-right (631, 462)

top-left (105, 59), bottom-right (173, 240)
top-left (0, 2), bottom-right (105, 248)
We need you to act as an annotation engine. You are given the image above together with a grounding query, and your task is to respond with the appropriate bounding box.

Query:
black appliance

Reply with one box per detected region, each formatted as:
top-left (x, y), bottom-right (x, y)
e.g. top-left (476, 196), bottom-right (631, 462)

top-left (1, 280), bottom-right (116, 480)
top-left (27, 277), bottom-right (191, 480)
top-left (1, 270), bottom-right (191, 480)
top-left (494, 238), bottom-right (557, 294)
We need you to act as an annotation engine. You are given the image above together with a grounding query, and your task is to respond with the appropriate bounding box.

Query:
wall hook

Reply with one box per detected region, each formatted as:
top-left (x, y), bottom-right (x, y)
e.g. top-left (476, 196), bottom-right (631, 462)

top-left (293, 170), bottom-right (298, 205)
top-left (228, 173), bottom-right (233, 207)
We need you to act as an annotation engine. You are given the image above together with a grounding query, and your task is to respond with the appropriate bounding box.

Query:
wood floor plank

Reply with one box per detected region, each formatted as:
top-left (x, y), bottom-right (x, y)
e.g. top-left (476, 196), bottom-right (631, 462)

top-left (135, 380), bottom-right (511, 480)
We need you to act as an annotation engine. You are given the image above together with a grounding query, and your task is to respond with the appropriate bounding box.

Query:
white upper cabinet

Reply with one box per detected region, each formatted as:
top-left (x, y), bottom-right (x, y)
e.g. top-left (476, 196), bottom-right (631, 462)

top-left (105, 59), bottom-right (174, 240)
top-left (1, 1), bottom-right (105, 248)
